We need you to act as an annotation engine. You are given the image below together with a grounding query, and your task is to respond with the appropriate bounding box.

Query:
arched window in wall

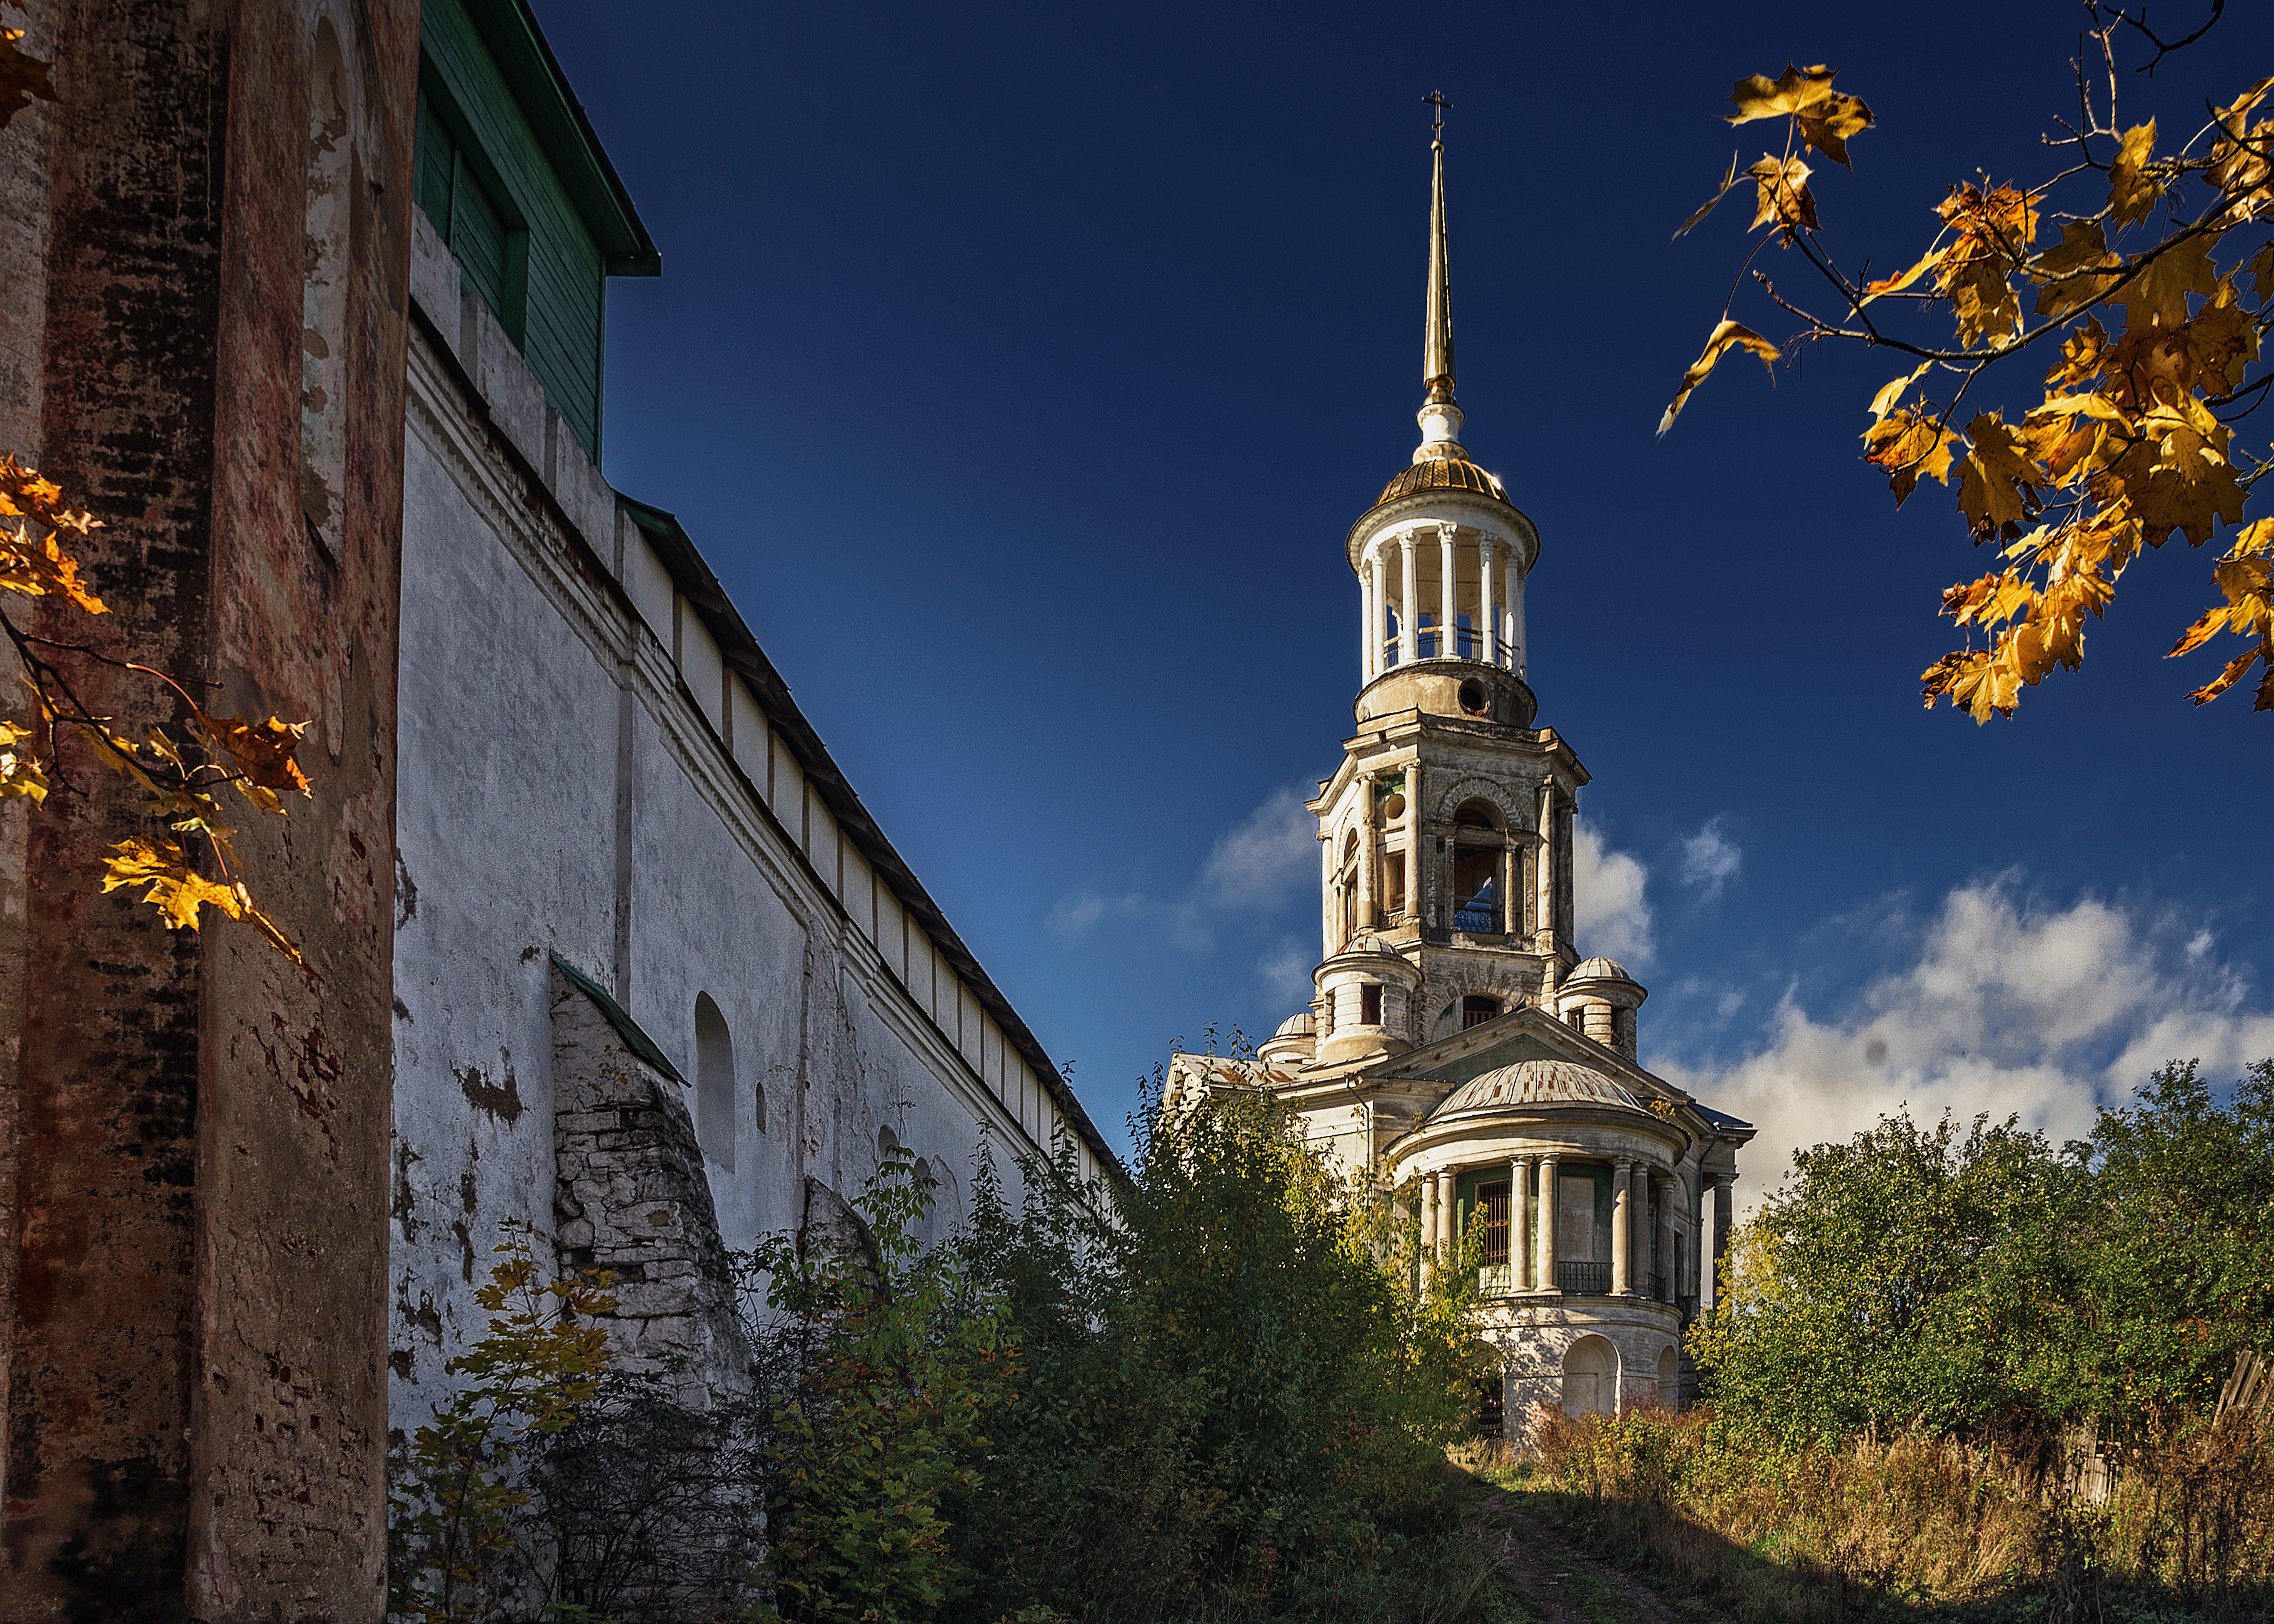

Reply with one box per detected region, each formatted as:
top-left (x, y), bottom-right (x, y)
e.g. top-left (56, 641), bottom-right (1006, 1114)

top-left (695, 993), bottom-right (735, 1172)
top-left (301, 18), bottom-right (353, 558)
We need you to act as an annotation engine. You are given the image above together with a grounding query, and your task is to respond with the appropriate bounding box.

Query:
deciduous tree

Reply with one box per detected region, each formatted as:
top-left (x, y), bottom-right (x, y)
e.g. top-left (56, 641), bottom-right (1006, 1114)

top-left (1663, 8), bottom-right (2274, 719)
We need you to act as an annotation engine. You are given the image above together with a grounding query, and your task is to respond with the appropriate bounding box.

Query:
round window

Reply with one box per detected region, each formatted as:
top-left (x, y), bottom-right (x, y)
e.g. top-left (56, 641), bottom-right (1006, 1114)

top-left (1457, 679), bottom-right (1488, 715)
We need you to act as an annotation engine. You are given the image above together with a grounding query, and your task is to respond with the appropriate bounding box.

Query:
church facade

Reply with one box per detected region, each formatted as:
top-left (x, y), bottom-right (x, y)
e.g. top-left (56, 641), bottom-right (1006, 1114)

top-left (1170, 121), bottom-right (1751, 1431)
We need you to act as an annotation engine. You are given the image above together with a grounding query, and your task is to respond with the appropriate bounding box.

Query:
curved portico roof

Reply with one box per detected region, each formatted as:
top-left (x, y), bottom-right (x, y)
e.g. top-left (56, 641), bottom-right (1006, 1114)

top-left (1425, 1058), bottom-right (1652, 1121)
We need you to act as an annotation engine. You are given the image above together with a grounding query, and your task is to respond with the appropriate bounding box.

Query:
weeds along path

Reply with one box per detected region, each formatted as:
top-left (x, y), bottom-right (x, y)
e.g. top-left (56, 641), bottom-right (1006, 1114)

top-left (1469, 1486), bottom-right (1684, 1624)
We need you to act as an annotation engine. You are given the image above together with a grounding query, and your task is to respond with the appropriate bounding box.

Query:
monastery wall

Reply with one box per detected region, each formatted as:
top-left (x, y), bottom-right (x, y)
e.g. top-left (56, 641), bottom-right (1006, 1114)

top-left (388, 208), bottom-right (1108, 1437)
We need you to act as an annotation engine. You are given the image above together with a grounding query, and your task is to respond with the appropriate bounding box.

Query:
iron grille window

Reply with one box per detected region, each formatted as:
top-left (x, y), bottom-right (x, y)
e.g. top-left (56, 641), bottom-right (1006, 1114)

top-left (1477, 1180), bottom-right (1509, 1266)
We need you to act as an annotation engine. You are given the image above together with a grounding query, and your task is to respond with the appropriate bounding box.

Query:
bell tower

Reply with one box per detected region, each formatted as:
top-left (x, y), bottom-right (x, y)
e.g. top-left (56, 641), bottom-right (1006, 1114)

top-left (1290, 99), bottom-right (1638, 1070)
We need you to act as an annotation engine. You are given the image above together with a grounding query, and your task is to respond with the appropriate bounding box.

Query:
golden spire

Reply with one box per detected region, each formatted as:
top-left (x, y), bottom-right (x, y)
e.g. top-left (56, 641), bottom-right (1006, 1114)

top-left (1423, 91), bottom-right (1455, 406)
top-left (1416, 91), bottom-right (1466, 461)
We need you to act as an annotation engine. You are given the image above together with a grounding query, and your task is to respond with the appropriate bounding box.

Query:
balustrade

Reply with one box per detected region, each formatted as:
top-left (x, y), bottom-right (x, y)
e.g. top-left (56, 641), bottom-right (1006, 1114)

top-left (1557, 1260), bottom-right (1610, 1295)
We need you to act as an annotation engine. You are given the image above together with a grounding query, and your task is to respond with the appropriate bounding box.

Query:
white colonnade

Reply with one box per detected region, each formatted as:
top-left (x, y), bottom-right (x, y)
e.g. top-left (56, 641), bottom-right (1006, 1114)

top-left (1359, 521), bottom-right (1526, 684)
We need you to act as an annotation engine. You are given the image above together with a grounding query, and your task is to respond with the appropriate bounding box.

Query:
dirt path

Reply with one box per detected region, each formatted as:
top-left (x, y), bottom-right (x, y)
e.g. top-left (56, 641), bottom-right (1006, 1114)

top-left (1469, 1488), bottom-right (1686, 1624)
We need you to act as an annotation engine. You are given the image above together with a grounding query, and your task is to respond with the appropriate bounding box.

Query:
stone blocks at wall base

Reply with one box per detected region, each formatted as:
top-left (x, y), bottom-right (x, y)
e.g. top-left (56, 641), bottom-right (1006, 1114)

top-left (551, 960), bottom-right (750, 1411)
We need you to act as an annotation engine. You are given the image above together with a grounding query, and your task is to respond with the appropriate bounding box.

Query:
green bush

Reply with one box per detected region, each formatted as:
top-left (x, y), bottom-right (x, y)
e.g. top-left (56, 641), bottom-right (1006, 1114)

top-left (939, 1073), bottom-right (1483, 1621)
top-left (1692, 1058), bottom-right (2274, 1450)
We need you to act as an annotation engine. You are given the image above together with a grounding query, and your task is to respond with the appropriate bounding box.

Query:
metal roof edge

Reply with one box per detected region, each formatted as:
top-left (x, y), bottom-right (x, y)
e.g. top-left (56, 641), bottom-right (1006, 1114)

top-left (610, 493), bottom-right (1125, 1182)
top-left (550, 951), bottom-right (687, 1084)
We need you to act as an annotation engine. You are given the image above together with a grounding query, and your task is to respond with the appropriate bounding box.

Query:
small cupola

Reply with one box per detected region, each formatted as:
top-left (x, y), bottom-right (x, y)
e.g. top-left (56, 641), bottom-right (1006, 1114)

top-left (1556, 956), bottom-right (1648, 1058)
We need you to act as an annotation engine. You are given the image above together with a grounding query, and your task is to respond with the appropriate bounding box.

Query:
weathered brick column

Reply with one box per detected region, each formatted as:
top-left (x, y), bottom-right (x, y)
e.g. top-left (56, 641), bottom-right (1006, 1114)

top-left (0, 3), bottom-right (416, 1616)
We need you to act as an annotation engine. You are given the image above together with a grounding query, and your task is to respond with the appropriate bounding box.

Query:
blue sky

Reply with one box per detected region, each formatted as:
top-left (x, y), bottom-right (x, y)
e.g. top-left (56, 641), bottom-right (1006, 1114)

top-left (536, 0), bottom-right (2274, 1188)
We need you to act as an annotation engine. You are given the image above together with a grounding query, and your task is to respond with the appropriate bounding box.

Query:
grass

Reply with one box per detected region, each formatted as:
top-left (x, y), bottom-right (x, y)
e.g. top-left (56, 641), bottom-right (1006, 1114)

top-left (1441, 1408), bottom-right (2274, 1624)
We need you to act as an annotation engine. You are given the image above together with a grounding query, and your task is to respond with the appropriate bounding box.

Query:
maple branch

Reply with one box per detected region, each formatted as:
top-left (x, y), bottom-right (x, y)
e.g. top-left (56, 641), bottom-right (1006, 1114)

top-left (2114, 0), bottom-right (2225, 76)
top-left (2209, 370), bottom-right (2274, 421)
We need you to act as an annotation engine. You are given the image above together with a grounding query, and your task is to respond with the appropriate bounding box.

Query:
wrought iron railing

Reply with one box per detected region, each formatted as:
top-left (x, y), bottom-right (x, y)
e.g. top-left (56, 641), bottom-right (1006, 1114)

top-left (1650, 1272), bottom-right (1667, 1302)
top-left (1557, 1261), bottom-right (1611, 1295)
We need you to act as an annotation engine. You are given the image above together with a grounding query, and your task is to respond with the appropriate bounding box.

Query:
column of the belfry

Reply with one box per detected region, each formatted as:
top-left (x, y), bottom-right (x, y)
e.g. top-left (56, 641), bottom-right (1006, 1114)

top-left (1656, 1172), bottom-right (1676, 1301)
top-left (1398, 531), bottom-right (1419, 665)
top-left (1407, 759), bottom-right (1426, 931)
top-left (1535, 779), bottom-right (1556, 955)
top-left (1610, 1161), bottom-right (1632, 1295)
top-left (1359, 558), bottom-right (1374, 681)
top-left (1356, 771), bottom-right (1377, 927)
top-left (1537, 1154), bottom-right (1560, 1290)
top-left (1369, 550), bottom-right (1388, 679)
top-left (1438, 523), bottom-right (1457, 657)
top-left (1710, 1173), bottom-right (1735, 1311)
top-left (1479, 535), bottom-right (1497, 665)
top-left (1512, 1156), bottom-right (1532, 1289)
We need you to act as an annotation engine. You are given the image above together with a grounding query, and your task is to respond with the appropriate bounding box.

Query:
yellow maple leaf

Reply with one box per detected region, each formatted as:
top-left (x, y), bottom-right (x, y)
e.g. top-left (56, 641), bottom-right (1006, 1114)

top-left (2031, 221), bottom-right (2126, 320)
top-left (0, 30), bottom-right (54, 131)
top-left (1935, 185), bottom-right (2036, 349)
top-left (2120, 398), bottom-right (2246, 548)
top-left (2108, 122), bottom-right (2161, 231)
top-left (1724, 64), bottom-right (1873, 168)
top-left (196, 711), bottom-right (312, 813)
top-left (101, 837), bottom-right (246, 931)
top-left (0, 720), bottom-right (48, 803)
top-left (1672, 152), bottom-right (1742, 240)
top-left (1956, 413), bottom-right (2038, 539)
top-left (1658, 319), bottom-right (1781, 436)
top-left (2170, 519), bottom-right (2274, 707)
top-left (2045, 318), bottom-right (2111, 389)
top-left (2208, 82), bottom-right (2274, 219)
top-left (1862, 409), bottom-right (1958, 507)
top-left (2111, 233), bottom-right (2220, 333)
top-left (39, 530), bottom-right (105, 614)
top-left (2185, 278), bottom-right (2261, 394)
top-left (1869, 363), bottom-right (1933, 420)
top-left (1747, 154), bottom-right (1816, 232)
top-left (1863, 246), bottom-right (1946, 304)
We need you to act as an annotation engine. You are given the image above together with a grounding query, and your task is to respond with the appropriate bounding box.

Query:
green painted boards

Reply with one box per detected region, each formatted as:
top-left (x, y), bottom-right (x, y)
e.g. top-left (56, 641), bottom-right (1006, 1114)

top-left (413, 0), bottom-right (658, 459)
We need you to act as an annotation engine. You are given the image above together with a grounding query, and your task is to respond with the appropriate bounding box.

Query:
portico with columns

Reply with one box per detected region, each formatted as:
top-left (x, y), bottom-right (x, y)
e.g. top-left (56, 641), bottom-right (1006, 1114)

top-left (1167, 101), bottom-right (1753, 1440)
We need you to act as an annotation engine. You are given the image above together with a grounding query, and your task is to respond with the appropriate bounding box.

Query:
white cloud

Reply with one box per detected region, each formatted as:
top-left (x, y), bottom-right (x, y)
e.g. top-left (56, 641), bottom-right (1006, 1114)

top-left (1656, 879), bottom-right (2274, 1207)
top-left (1044, 784), bottom-right (1317, 969)
top-left (1573, 817), bottom-right (1654, 967)
top-left (1678, 816), bottom-right (1742, 899)
top-left (1198, 787), bottom-right (1317, 910)
top-left (1254, 934), bottom-right (1318, 1009)
top-left (1045, 887), bottom-right (1143, 941)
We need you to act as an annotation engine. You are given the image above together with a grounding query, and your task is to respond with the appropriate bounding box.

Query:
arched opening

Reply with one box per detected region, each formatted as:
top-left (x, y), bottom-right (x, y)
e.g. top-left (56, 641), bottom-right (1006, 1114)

top-left (695, 993), bottom-right (735, 1172)
top-left (878, 1123), bottom-right (900, 1160)
top-left (1471, 1343), bottom-right (1507, 1439)
top-left (1562, 1334), bottom-right (1619, 1417)
top-left (1461, 994), bottom-right (1499, 1030)
top-left (1452, 800), bottom-right (1503, 934)
top-left (301, 17), bottom-right (353, 558)
top-left (1655, 1344), bottom-right (1678, 1410)
top-left (752, 1076), bottom-right (768, 1135)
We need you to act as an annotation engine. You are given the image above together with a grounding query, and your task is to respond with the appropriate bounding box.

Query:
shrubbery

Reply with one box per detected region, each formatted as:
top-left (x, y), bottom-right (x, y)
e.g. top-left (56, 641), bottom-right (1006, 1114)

top-left (391, 1063), bottom-right (1505, 1623)
top-left (1693, 1058), bottom-right (2274, 1450)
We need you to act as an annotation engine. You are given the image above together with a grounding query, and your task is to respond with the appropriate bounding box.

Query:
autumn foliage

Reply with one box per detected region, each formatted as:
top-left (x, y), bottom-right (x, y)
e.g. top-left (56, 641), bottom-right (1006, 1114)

top-left (1664, 14), bottom-right (2274, 720)
top-left (0, 29), bottom-right (311, 963)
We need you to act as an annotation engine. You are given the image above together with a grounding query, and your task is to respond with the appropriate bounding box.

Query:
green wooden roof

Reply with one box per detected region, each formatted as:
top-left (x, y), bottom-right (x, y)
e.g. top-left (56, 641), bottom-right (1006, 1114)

top-left (461, 0), bottom-right (660, 278)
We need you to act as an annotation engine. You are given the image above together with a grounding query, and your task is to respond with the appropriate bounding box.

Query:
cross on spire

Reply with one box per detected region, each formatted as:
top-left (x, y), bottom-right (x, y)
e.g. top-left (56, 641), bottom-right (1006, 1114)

top-left (1424, 89), bottom-right (1452, 146)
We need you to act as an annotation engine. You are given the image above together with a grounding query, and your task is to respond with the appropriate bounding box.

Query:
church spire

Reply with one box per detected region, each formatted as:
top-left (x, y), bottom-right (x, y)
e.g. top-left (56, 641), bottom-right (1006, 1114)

top-left (1416, 92), bottom-right (1466, 461)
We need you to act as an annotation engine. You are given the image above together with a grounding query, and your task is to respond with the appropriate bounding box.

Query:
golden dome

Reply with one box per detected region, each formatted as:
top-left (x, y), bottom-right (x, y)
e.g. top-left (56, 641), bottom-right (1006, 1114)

top-left (1373, 454), bottom-right (1512, 509)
